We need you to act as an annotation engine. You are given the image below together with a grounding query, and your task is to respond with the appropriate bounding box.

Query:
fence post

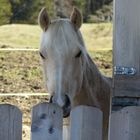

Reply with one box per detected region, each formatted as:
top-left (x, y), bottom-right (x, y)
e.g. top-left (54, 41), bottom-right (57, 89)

top-left (70, 105), bottom-right (103, 140)
top-left (109, 106), bottom-right (140, 140)
top-left (0, 104), bottom-right (22, 140)
top-left (31, 102), bottom-right (63, 140)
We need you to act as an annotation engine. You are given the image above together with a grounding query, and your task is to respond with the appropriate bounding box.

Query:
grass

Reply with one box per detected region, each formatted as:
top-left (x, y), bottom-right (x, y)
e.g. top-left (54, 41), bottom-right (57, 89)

top-left (0, 24), bottom-right (41, 48)
top-left (81, 23), bottom-right (112, 51)
top-left (0, 23), bottom-right (113, 50)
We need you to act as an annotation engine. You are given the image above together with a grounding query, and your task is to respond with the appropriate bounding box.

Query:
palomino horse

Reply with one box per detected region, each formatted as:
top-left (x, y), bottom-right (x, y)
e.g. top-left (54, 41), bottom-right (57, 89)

top-left (38, 7), bottom-right (111, 140)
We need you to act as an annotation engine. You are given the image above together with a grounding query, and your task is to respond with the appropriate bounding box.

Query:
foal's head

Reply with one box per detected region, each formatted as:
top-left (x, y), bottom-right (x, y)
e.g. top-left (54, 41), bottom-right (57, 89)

top-left (38, 8), bottom-right (87, 117)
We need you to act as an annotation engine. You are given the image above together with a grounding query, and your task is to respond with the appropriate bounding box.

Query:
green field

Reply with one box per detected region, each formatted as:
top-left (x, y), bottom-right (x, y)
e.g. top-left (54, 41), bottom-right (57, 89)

top-left (0, 23), bottom-right (112, 93)
top-left (0, 23), bottom-right (112, 50)
top-left (0, 24), bottom-right (40, 48)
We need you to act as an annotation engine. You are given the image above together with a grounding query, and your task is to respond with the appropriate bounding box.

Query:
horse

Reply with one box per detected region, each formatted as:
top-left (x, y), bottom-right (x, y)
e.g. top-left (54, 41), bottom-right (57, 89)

top-left (38, 7), bottom-right (112, 140)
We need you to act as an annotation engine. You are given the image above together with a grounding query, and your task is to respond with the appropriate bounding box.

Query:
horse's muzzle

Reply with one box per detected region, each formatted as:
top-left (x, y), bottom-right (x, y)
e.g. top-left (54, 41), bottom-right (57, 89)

top-left (49, 95), bottom-right (71, 118)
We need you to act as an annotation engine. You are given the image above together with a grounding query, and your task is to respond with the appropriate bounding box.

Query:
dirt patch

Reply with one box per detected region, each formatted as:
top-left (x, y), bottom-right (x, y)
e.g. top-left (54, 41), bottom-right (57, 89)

top-left (0, 51), bottom-right (46, 93)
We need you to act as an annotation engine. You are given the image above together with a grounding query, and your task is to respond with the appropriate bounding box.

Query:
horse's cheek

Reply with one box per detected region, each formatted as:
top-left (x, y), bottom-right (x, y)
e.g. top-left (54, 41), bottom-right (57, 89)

top-left (45, 62), bottom-right (56, 93)
top-left (71, 62), bottom-right (83, 93)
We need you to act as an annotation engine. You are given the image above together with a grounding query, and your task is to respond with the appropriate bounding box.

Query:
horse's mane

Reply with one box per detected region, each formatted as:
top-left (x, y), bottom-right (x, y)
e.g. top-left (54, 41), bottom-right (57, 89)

top-left (74, 22), bottom-right (111, 101)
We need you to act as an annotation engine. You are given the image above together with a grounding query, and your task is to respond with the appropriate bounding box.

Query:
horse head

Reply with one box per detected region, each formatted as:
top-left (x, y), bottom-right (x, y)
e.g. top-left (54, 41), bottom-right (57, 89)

top-left (38, 7), bottom-right (87, 117)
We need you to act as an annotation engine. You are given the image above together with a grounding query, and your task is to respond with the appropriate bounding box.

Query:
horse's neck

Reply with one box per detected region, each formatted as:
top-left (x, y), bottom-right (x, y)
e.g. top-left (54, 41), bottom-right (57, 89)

top-left (84, 55), bottom-right (103, 92)
top-left (73, 54), bottom-right (111, 107)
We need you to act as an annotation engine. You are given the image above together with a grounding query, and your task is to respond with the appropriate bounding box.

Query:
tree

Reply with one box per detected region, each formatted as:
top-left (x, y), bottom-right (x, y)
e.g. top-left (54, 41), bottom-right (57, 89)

top-left (29, 0), bottom-right (54, 23)
top-left (73, 0), bottom-right (88, 21)
top-left (73, 0), bottom-right (113, 22)
top-left (54, 0), bottom-right (73, 18)
top-left (0, 0), bottom-right (12, 25)
top-left (9, 0), bottom-right (54, 24)
top-left (9, 0), bottom-right (35, 23)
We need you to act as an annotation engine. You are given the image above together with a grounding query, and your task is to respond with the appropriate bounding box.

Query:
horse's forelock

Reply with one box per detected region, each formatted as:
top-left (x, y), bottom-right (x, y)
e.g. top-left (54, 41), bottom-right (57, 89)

top-left (46, 20), bottom-right (87, 52)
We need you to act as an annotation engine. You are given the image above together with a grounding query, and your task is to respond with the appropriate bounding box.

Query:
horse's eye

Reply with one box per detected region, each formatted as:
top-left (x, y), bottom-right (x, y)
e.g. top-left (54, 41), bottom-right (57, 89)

top-left (75, 51), bottom-right (82, 58)
top-left (39, 52), bottom-right (45, 59)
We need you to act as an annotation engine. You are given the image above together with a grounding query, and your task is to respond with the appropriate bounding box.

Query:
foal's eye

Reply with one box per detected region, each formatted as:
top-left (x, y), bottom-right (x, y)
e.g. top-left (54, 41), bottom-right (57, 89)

top-left (75, 51), bottom-right (82, 58)
top-left (39, 52), bottom-right (45, 59)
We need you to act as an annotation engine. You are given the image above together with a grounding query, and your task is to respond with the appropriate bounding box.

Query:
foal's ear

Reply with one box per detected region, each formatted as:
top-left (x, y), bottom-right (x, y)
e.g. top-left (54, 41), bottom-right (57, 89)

top-left (70, 7), bottom-right (83, 29)
top-left (38, 7), bottom-right (50, 31)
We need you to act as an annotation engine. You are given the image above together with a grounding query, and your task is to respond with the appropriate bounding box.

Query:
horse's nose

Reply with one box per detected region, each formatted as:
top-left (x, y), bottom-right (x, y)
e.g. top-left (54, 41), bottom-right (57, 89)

top-left (49, 95), bottom-right (71, 118)
top-left (49, 95), bottom-right (69, 107)
top-left (49, 95), bottom-right (65, 107)
top-left (49, 95), bottom-right (53, 103)
top-left (63, 95), bottom-right (70, 109)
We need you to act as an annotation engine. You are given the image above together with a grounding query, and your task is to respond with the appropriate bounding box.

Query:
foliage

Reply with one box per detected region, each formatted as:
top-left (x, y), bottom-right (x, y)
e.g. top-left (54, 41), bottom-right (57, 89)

top-left (73, 0), bottom-right (113, 22)
top-left (9, 0), bottom-right (54, 24)
top-left (9, 0), bottom-right (33, 23)
top-left (73, 0), bottom-right (87, 21)
top-left (28, 0), bottom-right (54, 24)
top-left (0, 0), bottom-right (12, 25)
top-left (0, 0), bottom-right (113, 24)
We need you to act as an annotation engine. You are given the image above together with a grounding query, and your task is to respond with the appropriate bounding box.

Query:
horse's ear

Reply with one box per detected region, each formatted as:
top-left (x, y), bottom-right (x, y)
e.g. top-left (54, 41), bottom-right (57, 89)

top-left (70, 7), bottom-right (83, 29)
top-left (38, 7), bottom-right (50, 31)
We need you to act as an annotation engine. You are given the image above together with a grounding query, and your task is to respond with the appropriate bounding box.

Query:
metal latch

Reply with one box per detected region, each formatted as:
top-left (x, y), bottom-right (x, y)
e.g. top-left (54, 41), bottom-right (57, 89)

top-left (114, 66), bottom-right (136, 75)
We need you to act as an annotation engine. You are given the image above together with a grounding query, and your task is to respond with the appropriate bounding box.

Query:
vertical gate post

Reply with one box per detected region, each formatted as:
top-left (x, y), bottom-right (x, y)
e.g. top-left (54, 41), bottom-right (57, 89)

top-left (112, 0), bottom-right (140, 139)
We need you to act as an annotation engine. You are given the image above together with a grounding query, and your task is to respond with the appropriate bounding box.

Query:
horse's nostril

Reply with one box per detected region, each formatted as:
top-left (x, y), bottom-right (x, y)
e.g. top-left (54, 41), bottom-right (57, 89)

top-left (49, 96), bottom-right (53, 103)
top-left (63, 95), bottom-right (71, 118)
top-left (64, 95), bottom-right (70, 108)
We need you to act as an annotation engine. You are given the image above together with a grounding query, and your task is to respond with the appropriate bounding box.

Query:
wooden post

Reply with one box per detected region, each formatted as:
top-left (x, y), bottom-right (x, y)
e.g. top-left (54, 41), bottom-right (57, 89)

top-left (113, 0), bottom-right (140, 97)
top-left (109, 106), bottom-right (140, 140)
top-left (0, 104), bottom-right (22, 140)
top-left (112, 0), bottom-right (140, 119)
top-left (31, 102), bottom-right (63, 140)
top-left (70, 105), bottom-right (103, 140)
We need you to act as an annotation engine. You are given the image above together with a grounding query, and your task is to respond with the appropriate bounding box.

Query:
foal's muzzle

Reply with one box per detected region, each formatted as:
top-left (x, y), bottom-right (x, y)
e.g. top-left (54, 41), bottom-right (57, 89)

top-left (49, 95), bottom-right (71, 118)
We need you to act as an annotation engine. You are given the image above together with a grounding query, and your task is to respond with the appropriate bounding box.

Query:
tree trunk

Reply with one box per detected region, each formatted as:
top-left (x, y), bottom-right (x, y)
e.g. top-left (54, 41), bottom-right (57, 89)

top-left (54, 0), bottom-right (73, 18)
